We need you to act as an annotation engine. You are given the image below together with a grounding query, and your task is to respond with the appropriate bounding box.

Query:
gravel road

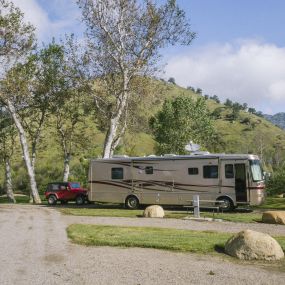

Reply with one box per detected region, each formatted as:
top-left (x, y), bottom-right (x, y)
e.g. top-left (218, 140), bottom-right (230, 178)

top-left (1, 204), bottom-right (285, 285)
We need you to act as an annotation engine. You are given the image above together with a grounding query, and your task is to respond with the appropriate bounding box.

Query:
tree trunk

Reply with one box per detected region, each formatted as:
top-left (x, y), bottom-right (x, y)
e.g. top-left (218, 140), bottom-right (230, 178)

top-left (7, 100), bottom-right (41, 204)
top-left (103, 116), bottom-right (120, 158)
top-left (63, 153), bottom-right (70, 182)
top-left (5, 158), bottom-right (16, 203)
top-left (29, 143), bottom-right (36, 203)
top-left (102, 76), bottom-right (129, 158)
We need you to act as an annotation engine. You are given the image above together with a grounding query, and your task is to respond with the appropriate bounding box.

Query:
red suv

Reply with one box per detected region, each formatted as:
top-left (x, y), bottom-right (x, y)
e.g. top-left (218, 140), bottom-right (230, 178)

top-left (45, 182), bottom-right (88, 205)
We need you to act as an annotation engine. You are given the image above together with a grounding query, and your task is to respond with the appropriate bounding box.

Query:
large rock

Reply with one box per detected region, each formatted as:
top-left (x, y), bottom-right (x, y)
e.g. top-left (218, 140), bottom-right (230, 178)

top-left (143, 205), bottom-right (165, 218)
top-left (262, 211), bottom-right (285, 225)
top-left (225, 229), bottom-right (284, 260)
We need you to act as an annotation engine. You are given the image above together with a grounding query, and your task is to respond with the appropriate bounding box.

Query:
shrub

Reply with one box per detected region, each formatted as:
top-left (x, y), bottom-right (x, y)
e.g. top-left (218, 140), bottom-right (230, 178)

top-left (266, 166), bottom-right (285, 196)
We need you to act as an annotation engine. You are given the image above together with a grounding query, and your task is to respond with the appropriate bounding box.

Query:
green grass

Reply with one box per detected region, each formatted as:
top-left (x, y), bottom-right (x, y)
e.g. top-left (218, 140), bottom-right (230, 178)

top-left (67, 224), bottom-right (285, 254)
top-left (60, 206), bottom-right (187, 219)
top-left (0, 195), bottom-right (30, 204)
top-left (0, 194), bottom-right (46, 204)
top-left (202, 212), bottom-right (262, 223)
top-left (67, 224), bottom-right (229, 253)
top-left (60, 205), bottom-right (261, 223)
top-left (255, 197), bottom-right (285, 210)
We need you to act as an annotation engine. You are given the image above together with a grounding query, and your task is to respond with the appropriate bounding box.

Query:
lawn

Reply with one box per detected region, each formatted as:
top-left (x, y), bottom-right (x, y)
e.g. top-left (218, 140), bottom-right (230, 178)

top-left (67, 224), bottom-right (285, 254)
top-left (255, 197), bottom-right (285, 210)
top-left (60, 205), bottom-right (262, 223)
top-left (0, 195), bottom-right (30, 204)
top-left (0, 194), bottom-right (46, 204)
top-left (60, 206), bottom-right (188, 219)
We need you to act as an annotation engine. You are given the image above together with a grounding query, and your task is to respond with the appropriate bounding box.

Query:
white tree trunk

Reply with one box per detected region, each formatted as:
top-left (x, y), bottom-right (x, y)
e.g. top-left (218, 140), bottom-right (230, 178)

top-left (103, 116), bottom-right (120, 158)
top-left (7, 100), bottom-right (41, 204)
top-left (102, 75), bottom-right (129, 158)
top-left (5, 158), bottom-right (16, 203)
top-left (63, 153), bottom-right (70, 182)
top-left (29, 143), bottom-right (36, 203)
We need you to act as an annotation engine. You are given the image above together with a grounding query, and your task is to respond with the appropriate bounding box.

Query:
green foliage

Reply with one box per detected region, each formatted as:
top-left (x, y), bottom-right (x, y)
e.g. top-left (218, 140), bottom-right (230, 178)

top-left (150, 96), bottom-right (215, 154)
top-left (266, 166), bottom-right (285, 196)
top-left (0, 0), bottom-right (35, 59)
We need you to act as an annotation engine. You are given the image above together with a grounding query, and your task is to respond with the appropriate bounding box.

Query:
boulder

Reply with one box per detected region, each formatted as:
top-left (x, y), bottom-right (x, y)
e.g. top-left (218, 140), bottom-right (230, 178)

top-left (262, 211), bottom-right (285, 225)
top-left (143, 205), bottom-right (165, 218)
top-left (225, 229), bottom-right (284, 261)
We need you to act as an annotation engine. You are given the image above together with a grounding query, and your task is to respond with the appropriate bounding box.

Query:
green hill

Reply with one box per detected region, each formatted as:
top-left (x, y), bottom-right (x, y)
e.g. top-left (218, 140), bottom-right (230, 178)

top-left (1, 79), bottom-right (285, 193)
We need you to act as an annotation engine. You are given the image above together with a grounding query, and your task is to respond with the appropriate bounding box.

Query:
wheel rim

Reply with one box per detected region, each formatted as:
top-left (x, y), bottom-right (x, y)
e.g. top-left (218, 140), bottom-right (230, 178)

top-left (77, 196), bottom-right (83, 204)
top-left (219, 199), bottom-right (232, 210)
top-left (48, 196), bottom-right (55, 204)
top-left (128, 197), bottom-right (138, 208)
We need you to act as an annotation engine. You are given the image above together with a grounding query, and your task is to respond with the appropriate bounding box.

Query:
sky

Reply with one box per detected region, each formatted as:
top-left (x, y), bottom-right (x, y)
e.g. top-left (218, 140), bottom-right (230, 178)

top-left (10, 0), bottom-right (285, 114)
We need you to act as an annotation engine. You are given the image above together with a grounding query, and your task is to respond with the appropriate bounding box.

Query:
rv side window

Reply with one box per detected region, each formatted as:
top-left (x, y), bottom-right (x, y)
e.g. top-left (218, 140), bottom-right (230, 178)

top-left (111, 168), bottom-right (124, 179)
top-left (188, 168), bottom-right (199, 175)
top-left (225, 164), bottom-right (234, 178)
top-left (145, 166), bottom-right (153, 175)
top-left (203, 165), bottom-right (218, 178)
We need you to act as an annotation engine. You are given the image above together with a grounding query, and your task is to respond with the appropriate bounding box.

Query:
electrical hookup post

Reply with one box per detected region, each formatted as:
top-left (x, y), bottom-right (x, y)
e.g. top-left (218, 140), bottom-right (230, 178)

top-left (193, 195), bottom-right (200, 218)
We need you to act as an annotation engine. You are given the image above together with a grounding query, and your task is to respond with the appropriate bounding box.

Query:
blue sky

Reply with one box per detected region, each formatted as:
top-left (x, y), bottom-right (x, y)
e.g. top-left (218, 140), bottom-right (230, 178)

top-left (11, 0), bottom-right (285, 114)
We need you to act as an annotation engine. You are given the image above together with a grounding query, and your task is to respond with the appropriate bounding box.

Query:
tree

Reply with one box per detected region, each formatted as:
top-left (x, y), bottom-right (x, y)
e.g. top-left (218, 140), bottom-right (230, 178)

top-left (45, 39), bottom-right (89, 181)
top-left (224, 99), bottom-right (233, 107)
top-left (195, 88), bottom-right (202, 95)
top-left (0, 106), bottom-right (16, 203)
top-left (248, 107), bottom-right (256, 114)
top-left (168, 77), bottom-right (176, 84)
top-left (149, 96), bottom-right (215, 154)
top-left (210, 95), bottom-right (220, 103)
top-left (78, 0), bottom-right (195, 158)
top-left (0, 0), bottom-right (41, 203)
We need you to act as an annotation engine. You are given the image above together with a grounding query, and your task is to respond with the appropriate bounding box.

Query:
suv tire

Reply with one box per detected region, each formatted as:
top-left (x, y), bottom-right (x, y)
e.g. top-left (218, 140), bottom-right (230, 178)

top-left (48, 195), bottom-right (57, 205)
top-left (75, 195), bottom-right (84, 205)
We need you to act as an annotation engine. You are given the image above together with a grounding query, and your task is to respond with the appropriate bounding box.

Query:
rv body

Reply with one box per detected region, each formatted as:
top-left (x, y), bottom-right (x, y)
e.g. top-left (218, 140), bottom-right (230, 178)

top-left (88, 154), bottom-right (265, 210)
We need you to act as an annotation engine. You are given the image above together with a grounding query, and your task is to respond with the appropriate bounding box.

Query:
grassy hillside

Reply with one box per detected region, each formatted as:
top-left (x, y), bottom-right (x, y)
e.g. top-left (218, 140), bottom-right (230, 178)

top-left (1, 79), bottom-right (285, 193)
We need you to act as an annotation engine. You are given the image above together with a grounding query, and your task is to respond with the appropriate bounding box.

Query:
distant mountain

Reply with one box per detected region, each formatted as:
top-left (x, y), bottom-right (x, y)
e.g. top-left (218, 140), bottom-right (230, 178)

top-left (264, 113), bottom-right (285, 129)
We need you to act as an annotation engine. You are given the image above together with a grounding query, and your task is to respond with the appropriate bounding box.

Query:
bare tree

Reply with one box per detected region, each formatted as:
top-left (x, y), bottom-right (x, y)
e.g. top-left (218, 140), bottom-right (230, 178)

top-left (0, 0), bottom-right (42, 203)
top-left (77, 0), bottom-right (195, 158)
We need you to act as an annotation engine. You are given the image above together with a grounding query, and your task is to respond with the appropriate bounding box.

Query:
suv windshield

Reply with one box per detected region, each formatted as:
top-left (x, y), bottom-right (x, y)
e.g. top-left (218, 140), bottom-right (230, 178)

top-left (249, 160), bottom-right (263, 182)
top-left (70, 182), bottom-right (80, 188)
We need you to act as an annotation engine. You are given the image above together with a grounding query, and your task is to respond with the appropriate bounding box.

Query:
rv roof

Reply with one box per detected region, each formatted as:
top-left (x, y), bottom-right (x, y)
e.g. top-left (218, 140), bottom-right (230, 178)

top-left (92, 153), bottom-right (259, 162)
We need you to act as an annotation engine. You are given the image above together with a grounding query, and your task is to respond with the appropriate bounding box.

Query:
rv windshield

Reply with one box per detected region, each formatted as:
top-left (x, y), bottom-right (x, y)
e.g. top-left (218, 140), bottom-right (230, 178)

top-left (249, 160), bottom-right (263, 182)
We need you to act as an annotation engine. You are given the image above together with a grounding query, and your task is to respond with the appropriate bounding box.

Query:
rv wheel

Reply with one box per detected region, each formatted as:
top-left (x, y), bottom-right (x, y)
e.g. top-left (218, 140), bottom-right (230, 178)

top-left (217, 197), bottom-right (234, 212)
top-left (125, 196), bottom-right (139, 209)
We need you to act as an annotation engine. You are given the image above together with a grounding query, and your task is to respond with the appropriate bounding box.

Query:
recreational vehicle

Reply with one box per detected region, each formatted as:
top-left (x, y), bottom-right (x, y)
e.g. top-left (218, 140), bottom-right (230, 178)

top-left (88, 154), bottom-right (265, 211)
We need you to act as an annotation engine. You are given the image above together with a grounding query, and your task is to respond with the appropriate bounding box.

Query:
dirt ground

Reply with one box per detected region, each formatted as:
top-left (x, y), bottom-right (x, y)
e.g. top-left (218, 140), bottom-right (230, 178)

top-left (0, 204), bottom-right (285, 285)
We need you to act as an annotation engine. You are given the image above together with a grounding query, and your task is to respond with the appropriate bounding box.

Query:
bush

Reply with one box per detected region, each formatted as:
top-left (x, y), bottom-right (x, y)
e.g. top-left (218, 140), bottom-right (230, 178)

top-left (266, 167), bottom-right (285, 196)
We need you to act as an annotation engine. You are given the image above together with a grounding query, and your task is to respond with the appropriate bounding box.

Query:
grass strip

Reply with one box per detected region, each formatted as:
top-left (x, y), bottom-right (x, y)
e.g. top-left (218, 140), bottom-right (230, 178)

top-left (254, 197), bottom-right (285, 210)
top-left (67, 224), bottom-right (229, 253)
top-left (61, 208), bottom-right (261, 223)
top-left (67, 224), bottom-right (285, 254)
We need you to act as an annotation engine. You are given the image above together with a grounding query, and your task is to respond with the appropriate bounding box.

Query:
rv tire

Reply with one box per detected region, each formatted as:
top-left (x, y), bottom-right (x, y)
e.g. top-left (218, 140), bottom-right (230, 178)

top-left (217, 197), bottom-right (234, 212)
top-left (125, 196), bottom-right (139, 209)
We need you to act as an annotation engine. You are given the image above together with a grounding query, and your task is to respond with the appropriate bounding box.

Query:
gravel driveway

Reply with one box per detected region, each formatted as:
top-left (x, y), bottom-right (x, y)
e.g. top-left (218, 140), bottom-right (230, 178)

top-left (1, 204), bottom-right (285, 285)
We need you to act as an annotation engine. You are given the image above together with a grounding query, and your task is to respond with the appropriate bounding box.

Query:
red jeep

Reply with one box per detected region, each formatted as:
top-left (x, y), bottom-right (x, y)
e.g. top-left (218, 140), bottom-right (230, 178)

top-left (45, 182), bottom-right (88, 205)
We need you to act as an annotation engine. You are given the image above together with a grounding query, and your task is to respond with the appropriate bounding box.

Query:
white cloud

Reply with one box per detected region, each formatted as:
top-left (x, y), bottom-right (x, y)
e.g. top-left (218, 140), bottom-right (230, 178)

top-left (164, 40), bottom-right (285, 114)
top-left (11, 0), bottom-right (82, 42)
